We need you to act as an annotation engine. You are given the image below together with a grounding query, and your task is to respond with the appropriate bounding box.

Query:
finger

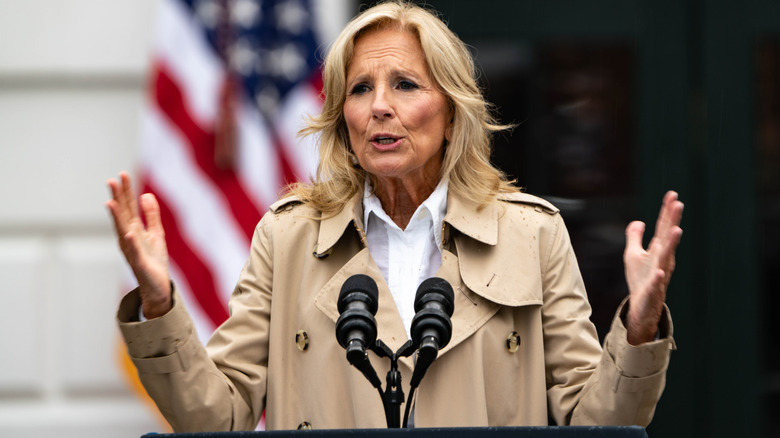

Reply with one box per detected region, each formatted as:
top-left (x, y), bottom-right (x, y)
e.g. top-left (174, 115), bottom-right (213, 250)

top-left (120, 171), bottom-right (140, 222)
top-left (625, 220), bottom-right (646, 253)
top-left (658, 225), bottom-right (683, 272)
top-left (107, 177), bottom-right (124, 211)
top-left (668, 199), bottom-right (684, 229)
top-left (654, 191), bottom-right (678, 236)
top-left (107, 179), bottom-right (132, 235)
top-left (651, 193), bottom-right (685, 256)
top-left (140, 193), bottom-right (164, 236)
top-left (105, 198), bottom-right (126, 236)
top-left (657, 199), bottom-right (684, 250)
top-left (108, 174), bottom-right (133, 222)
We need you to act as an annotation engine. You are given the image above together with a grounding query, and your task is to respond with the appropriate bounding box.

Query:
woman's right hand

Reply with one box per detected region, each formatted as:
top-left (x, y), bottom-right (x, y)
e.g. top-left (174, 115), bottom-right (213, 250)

top-left (106, 172), bottom-right (172, 319)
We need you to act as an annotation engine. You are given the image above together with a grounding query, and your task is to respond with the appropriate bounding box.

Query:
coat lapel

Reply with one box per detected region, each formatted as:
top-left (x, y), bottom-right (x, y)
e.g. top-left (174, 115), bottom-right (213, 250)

top-left (312, 193), bottom-right (412, 369)
top-left (313, 249), bottom-right (410, 349)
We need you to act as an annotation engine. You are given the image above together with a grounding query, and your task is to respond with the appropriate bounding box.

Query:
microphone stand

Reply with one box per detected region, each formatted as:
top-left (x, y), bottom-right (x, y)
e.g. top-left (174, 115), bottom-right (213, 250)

top-left (370, 339), bottom-right (415, 428)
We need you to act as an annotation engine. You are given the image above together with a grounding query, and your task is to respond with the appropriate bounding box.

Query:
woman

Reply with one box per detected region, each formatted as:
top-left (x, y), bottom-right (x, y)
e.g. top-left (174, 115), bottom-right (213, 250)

top-left (108, 0), bottom-right (683, 432)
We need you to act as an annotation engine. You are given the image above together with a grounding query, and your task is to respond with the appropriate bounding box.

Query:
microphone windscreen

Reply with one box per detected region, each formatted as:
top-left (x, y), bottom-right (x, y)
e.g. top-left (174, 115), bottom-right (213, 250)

top-left (337, 274), bottom-right (379, 314)
top-left (414, 277), bottom-right (454, 315)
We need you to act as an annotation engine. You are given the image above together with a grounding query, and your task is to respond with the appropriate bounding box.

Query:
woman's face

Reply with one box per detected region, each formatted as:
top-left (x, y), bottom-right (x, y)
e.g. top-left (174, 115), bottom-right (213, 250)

top-left (343, 27), bottom-right (451, 186)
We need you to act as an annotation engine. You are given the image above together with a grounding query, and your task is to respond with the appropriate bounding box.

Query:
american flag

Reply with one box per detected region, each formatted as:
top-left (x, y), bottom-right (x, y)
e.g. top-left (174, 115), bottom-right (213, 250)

top-left (138, 0), bottom-right (323, 342)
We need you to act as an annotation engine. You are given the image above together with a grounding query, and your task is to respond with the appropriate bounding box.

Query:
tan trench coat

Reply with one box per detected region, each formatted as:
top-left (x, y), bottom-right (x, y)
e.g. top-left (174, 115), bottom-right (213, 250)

top-left (117, 189), bottom-right (675, 432)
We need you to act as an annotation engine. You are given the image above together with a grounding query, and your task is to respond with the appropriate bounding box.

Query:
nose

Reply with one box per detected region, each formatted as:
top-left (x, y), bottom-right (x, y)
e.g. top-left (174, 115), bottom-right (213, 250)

top-left (371, 85), bottom-right (393, 120)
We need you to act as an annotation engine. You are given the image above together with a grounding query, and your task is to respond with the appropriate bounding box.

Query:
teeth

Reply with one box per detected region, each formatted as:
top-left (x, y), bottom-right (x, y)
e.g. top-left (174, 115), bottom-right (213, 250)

top-left (376, 137), bottom-right (395, 144)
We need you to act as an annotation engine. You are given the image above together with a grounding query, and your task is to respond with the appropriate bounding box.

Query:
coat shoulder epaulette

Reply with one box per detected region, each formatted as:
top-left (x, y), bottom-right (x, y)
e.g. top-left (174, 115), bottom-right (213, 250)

top-left (269, 195), bottom-right (304, 213)
top-left (497, 192), bottom-right (559, 215)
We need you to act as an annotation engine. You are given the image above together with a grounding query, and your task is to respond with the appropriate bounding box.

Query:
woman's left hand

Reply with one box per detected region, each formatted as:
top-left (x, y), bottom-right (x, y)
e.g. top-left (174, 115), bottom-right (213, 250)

top-left (623, 191), bottom-right (684, 345)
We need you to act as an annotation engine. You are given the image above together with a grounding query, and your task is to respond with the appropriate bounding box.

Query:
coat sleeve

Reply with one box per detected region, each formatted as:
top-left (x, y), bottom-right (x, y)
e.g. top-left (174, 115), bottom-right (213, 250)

top-left (540, 213), bottom-right (675, 426)
top-left (116, 216), bottom-right (276, 432)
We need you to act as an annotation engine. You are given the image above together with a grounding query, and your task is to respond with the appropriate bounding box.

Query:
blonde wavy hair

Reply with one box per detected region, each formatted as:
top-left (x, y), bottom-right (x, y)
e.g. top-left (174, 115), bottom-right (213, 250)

top-left (289, 0), bottom-right (517, 215)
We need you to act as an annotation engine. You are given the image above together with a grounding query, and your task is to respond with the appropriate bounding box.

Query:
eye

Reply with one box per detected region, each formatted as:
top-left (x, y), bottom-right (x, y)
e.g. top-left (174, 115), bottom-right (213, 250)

top-left (397, 80), bottom-right (418, 91)
top-left (349, 83), bottom-right (370, 95)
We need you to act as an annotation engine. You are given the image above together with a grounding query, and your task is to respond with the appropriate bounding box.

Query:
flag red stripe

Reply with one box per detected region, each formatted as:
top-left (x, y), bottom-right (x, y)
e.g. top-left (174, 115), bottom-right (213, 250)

top-left (309, 68), bottom-right (324, 96)
top-left (142, 179), bottom-right (230, 327)
top-left (152, 62), bottom-right (263, 241)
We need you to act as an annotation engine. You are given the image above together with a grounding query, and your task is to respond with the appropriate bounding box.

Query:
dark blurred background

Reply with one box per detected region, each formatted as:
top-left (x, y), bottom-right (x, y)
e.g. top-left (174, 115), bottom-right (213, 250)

top-left (360, 0), bottom-right (780, 436)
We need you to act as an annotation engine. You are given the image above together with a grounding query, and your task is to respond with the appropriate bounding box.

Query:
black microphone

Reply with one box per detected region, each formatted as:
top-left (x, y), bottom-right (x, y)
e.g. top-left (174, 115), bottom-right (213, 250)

top-left (410, 277), bottom-right (454, 356)
top-left (403, 277), bottom-right (455, 427)
top-left (409, 277), bottom-right (454, 388)
top-left (335, 274), bottom-right (382, 388)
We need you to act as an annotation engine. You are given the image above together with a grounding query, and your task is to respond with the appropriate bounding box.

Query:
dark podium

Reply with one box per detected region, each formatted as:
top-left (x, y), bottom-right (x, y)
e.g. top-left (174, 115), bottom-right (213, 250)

top-left (142, 426), bottom-right (648, 438)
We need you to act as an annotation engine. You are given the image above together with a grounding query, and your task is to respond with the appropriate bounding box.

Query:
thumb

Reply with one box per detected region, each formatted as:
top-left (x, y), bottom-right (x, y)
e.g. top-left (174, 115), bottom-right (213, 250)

top-left (625, 221), bottom-right (646, 252)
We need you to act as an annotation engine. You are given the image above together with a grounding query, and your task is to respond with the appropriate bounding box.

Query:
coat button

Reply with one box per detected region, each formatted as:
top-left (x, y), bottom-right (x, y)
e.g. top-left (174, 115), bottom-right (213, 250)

top-left (506, 331), bottom-right (521, 353)
top-left (295, 330), bottom-right (309, 352)
top-left (297, 421), bottom-right (313, 430)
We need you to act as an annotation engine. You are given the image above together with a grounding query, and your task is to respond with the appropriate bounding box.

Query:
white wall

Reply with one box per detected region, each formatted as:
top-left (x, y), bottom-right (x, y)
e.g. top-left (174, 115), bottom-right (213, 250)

top-left (0, 1), bottom-right (351, 436)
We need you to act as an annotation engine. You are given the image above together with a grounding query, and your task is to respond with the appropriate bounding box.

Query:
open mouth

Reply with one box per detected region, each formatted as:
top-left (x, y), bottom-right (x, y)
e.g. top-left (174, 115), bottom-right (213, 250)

top-left (371, 134), bottom-right (400, 145)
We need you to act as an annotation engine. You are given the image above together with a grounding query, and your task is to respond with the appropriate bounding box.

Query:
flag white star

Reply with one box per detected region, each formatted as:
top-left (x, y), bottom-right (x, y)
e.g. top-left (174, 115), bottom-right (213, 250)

top-left (231, 0), bottom-right (261, 28)
top-left (229, 37), bottom-right (259, 76)
top-left (275, 0), bottom-right (308, 35)
top-left (195, 0), bottom-right (220, 28)
top-left (255, 85), bottom-right (280, 114)
top-left (270, 42), bottom-right (307, 81)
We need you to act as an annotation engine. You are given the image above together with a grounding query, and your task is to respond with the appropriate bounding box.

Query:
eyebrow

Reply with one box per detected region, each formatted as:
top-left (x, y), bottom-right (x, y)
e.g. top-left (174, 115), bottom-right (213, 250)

top-left (346, 68), bottom-right (427, 89)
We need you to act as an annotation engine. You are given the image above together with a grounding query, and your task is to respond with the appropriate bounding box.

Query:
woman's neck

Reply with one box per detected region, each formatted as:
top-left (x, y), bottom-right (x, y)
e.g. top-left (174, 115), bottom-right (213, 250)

top-left (372, 177), bottom-right (438, 230)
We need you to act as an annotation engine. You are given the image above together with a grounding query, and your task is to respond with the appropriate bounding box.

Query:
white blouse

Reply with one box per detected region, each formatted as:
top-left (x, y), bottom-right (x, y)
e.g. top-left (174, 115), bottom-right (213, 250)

top-left (362, 179), bottom-right (449, 338)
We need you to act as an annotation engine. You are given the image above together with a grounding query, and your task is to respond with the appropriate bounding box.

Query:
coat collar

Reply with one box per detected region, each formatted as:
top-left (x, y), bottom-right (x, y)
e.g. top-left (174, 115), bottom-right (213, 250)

top-left (443, 189), bottom-right (500, 246)
top-left (313, 186), bottom-right (502, 257)
top-left (313, 192), bottom-right (365, 258)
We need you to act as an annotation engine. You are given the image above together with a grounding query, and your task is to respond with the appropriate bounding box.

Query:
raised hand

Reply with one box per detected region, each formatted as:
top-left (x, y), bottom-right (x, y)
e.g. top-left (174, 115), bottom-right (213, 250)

top-left (623, 191), bottom-right (684, 345)
top-left (106, 172), bottom-right (172, 319)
